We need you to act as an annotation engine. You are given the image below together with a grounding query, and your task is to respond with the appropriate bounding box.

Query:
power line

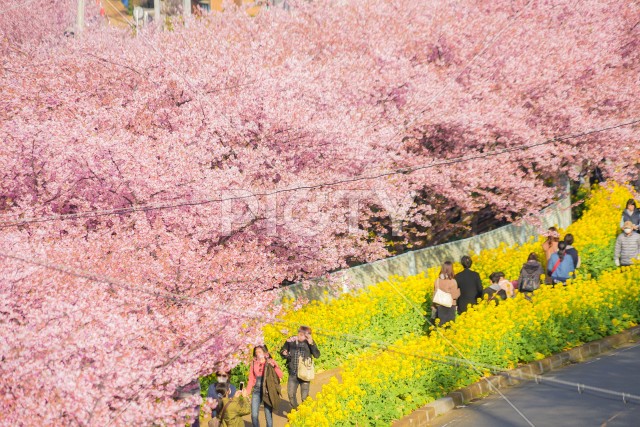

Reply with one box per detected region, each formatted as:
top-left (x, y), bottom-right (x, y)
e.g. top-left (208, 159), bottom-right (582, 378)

top-left (5, 2), bottom-right (633, 234)
top-left (0, 250), bottom-right (272, 423)
top-left (2, 192), bottom-right (575, 332)
top-left (2, 117), bottom-right (638, 229)
top-left (385, 277), bottom-right (535, 426)
top-left (322, 327), bottom-right (640, 406)
top-left (4, 248), bottom-right (638, 425)
top-left (6, 0), bottom-right (632, 230)
top-left (100, 0), bottom-right (135, 28)
top-left (0, 251), bottom-right (273, 319)
top-left (374, 344), bottom-right (640, 405)
top-left (108, 319), bottom-right (235, 424)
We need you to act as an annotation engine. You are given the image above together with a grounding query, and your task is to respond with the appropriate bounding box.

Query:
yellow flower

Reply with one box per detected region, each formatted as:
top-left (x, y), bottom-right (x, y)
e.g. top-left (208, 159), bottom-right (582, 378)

top-left (282, 183), bottom-right (638, 426)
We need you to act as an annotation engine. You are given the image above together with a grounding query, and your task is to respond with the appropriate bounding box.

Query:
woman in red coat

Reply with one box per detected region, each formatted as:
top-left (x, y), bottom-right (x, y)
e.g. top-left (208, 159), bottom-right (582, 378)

top-left (247, 345), bottom-right (283, 427)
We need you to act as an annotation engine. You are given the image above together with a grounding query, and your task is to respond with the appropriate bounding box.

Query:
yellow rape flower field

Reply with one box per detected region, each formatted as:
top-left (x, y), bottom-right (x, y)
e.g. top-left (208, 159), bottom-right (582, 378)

top-left (262, 183), bottom-right (635, 426)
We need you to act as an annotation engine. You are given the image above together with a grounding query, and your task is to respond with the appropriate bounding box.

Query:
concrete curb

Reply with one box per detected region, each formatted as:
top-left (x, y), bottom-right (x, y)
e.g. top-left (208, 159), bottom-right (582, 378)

top-left (393, 326), bottom-right (640, 426)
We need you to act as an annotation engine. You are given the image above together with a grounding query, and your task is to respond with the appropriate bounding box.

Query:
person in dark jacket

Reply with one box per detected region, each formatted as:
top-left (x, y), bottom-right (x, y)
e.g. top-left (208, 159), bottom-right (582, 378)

top-left (563, 234), bottom-right (580, 270)
top-left (247, 345), bottom-right (283, 427)
top-left (454, 255), bottom-right (483, 314)
top-left (620, 199), bottom-right (640, 232)
top-left (483, 272), bottom-right (508, 303)
top-left (517, 253), bottom-right (544, 294)
top-left (280, 326), bottom-right (320, 410)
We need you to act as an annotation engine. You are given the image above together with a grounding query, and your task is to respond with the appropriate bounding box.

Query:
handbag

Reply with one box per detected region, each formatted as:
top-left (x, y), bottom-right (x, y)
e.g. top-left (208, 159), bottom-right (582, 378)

top-left (432, 278), bottom-right (453, 308)
top-left (297, 355), bottom-right (315, 382)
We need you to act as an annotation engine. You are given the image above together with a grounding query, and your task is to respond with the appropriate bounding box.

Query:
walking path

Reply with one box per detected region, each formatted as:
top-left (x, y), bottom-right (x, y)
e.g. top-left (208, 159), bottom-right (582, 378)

top-left (242, 368), bottom-right (340, 427)
top-left (429, 342), bottom-right (640, 427)
top-left (200, 368), bottom-right (340, 427)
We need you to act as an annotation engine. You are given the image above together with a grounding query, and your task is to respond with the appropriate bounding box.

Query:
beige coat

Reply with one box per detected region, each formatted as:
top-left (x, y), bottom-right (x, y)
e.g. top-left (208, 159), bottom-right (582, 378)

top-left (542, 240), bottom-right (558, 261)
top-left (498, 278), bottom-right (515, 298)
top-left (434, 278), bottom-right (461, 305)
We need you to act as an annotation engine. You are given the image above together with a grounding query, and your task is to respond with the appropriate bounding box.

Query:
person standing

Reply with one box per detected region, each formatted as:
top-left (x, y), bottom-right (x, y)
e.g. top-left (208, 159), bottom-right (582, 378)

top-left (542, 227), bottom-right (560, 261)
top-left (517, 253), bottom-right (544, 294)
top-left (563, 234), bottom-right (581, 270)
top-left (547, 242), bottom-right (575, 285)
top-left (431, 261), bottom-right (461, 326)
top-left (247, 345), bottom-right (283, 427)
top-left (615, 221), bottom-right (640, 267)
top-left (208, 369), bottom-right (237, 420)
top-left (483, 272), bottom-right (509, 302)
top-left (494, 271), bottom-right (515, 298)
top-left (454, 255), bottom-right (483, 314)
top-left (280, 326), bottom-right (320, 410)
top-left (620, 199), bottom-right (640, 232)
top-left (213, 383), bottom-right (251, 427)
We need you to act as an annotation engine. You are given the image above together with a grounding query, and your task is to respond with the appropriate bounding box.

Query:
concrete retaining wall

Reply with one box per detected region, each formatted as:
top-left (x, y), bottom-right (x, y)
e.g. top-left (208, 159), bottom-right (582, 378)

top-left (279, 195), bottom-right (572, 302)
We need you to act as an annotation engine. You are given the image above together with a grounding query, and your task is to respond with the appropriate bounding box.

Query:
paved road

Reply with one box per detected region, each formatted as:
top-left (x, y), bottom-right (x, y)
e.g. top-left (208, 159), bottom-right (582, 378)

top-left (430, 342), bottom-right (640, 427)
top-left (101, 0), bottom-right (132, 28)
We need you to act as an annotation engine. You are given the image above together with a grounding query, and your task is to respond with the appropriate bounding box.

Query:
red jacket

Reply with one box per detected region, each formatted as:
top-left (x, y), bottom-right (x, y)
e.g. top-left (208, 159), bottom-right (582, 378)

top-left (247, 358), bottom-right (283, 391)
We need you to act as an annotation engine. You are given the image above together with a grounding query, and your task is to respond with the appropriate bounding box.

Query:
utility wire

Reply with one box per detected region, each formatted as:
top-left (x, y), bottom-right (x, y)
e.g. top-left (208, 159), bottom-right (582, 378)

top-left (108, 318), bottom-right (235, 424)
top-left (4, 2), bottom-right (635, 239)
top-left (315, 325), bottom-right (640, 406)
top-left (386, 277), bottom-right (536, 426)
top-left (2, 117), bottom-right (638, 229)
top-left (5, 0), bottom-right (635, 234)
top-left (0, 251), bottom-right (267, 317)
top-left (4, 249), bottom-right (638, 423)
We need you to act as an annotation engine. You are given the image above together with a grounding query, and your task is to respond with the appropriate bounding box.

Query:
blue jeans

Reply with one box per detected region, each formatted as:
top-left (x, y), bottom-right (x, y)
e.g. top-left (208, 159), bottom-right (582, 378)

top-left (251, 379), bottom-right (273, 427)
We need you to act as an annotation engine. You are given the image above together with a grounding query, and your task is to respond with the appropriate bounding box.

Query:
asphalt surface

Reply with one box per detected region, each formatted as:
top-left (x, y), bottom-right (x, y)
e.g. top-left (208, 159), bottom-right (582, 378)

top-left (430, 342), bottom-right (640, 427)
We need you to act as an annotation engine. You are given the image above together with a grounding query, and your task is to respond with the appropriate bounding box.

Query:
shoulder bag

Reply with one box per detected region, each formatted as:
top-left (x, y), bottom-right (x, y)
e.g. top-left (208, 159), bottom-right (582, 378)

top-left (208, 399), bottom-right (230, 427)
top-left (297, 343), bottom-right (315, 381)
top-left (432, 278), bottom-right (453, 308)
top-left (297, 355), bottom-right (315, 381)
top-left (545, 258), bottom-right (562, 285)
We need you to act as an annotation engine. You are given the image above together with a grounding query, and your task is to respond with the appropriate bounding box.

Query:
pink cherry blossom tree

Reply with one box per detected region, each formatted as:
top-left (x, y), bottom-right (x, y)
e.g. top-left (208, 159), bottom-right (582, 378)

top-left (1, 0), bottom-right (639, 425)
top-left (0, 0), bottom-right (101, 54)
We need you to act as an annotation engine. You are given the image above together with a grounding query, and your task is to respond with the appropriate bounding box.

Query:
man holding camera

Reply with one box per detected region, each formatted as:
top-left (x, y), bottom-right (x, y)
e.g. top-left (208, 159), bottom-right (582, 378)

top-left (279, 325), bottom-right (320, 410)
